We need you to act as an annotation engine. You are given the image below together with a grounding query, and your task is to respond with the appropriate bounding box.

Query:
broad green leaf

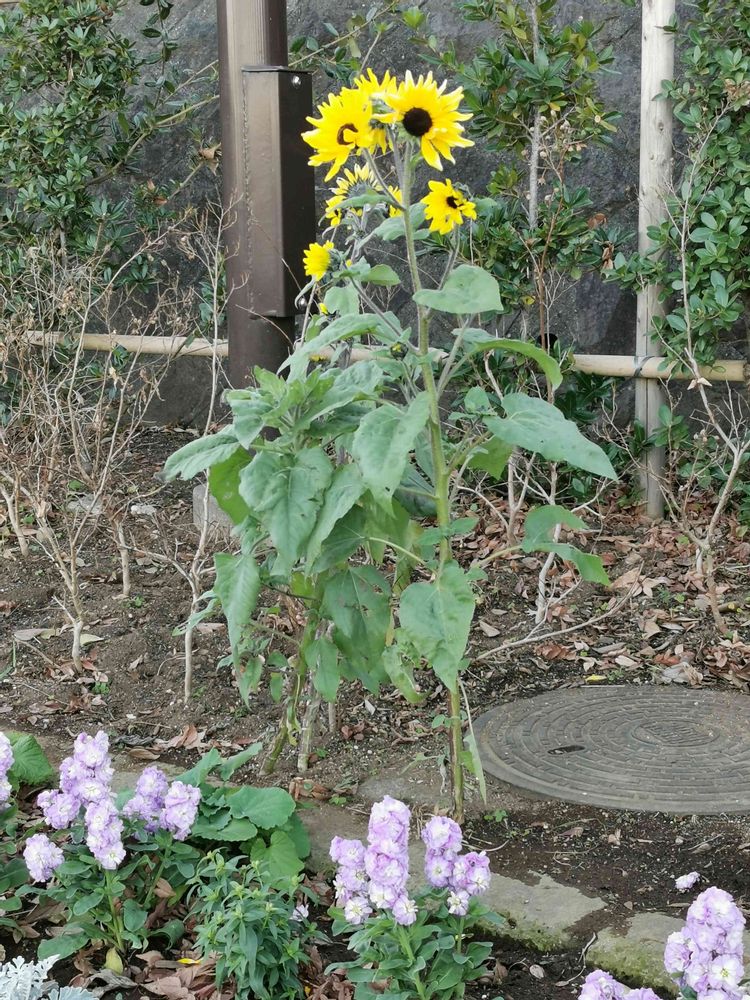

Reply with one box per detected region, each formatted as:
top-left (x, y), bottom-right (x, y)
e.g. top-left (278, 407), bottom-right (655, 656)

top-left (208, 448), bottom-right (252, 525)
top-left (485, 394), bottom-right (617, 479)
top-left (217, 743), bottom-right (263, 780)
top-left (382, 645), bottom-right (423, 704)
top-left (240, 447), bottom-right (334, 576)
top-left (321, 565), bottom-right (391, 690)
top-left (211, 817), bottom-right (259, 842)
top-left (8, 733), bottom-right (54, 787)
top-left (413, 265), bottom-right (502, 315)
top-left (306, 464), bottom-right (365, 567)
top-left (228, 786), bottom-right (296, 828)
top-left (530, 542), bottom-right (610, 584)
top-left (310, 505), bottom-right (367, 574)
top-left (522, 506), bottom-right (609, 585)
top-left (523, 505), bottom-right (588, 544)
top-left (214, 552), bottom-right (261, 666)
top-left (324, 284), bottom-right (360, 315)
top-left (460, 331), bottom-right (562, 387)
top-left (284, 313), bottom-right (392, 381)
top-left (398, 562), bottom-right (476, 690)
top-left (175, 748), bottom-right (223, 787)
top-left (298, 362), bottom-right (384, 432)
top-left (162, 426), bottom-right (239, 481)
top-left (250, 829), bottom-right (305, 879)
top-left (123, 899), bottom-right (148, 934)
top-left (306, 635), bottom-right (340, 702)
top-left (466, 436), bottom-right (514, 479)
top-left (38, 929), bottom-right (91, 961)
top-left (225, 392), bottom-right (273, 448)
top-left (351, 393), bottom-right (430, 508)
top-left (348, 262), bottom-right (401, 285)
top-left (371, 203), bottom-right (427, 241)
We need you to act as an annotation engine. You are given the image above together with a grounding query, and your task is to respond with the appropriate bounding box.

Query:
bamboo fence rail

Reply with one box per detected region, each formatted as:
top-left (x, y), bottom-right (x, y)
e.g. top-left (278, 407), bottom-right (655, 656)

top-left (21, 330), bottom-right (748, 383)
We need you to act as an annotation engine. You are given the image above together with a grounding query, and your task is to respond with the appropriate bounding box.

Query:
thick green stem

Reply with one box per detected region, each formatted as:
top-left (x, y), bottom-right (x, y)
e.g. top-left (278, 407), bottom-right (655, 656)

top-left (401, 151), bottom-right (464, 823)
top-left (104, 870), bottom-right (125, 953)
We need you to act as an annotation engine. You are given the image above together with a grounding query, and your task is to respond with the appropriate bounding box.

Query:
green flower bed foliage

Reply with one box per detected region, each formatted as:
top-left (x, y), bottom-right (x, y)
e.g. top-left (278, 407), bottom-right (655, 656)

top-left (190, 853), bottom-right (315, 1000)
top-left (0, 0), bottom-right (213, 297)
top-left (611, 0), bottom-right (750, 365)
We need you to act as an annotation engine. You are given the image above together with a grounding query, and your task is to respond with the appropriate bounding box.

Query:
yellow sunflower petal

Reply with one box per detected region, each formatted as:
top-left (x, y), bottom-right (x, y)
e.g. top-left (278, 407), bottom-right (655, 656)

top-left (422, 179), bottom-right (476, 235)
top-left (376, 71), bottom-right (473, 169)
top-left (302, 87), bottom-right (381, 181)
top-left (303, 241), bottom-right (335, 282)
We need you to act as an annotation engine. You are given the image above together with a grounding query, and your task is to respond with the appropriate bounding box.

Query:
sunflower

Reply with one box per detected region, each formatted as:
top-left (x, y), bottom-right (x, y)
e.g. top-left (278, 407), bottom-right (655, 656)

top-left (324, 163), bottom-right (378, 226)
top-left (377, 71), bottom-right (473, 170)
top-left (422, 179), bottom-right (477, 235)
top-left (303, 241), bottom-right (335, 282)
top-left (387, 184), bottom-right (404, 217)
top-left (302, 87), bottom-right (384, 182)
top-left (354, 67), bottom-right (398, 102)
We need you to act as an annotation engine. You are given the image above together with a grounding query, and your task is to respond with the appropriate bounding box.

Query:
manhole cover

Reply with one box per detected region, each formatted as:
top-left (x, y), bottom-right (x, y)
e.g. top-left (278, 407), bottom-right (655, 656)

top-left (474, 686), bottom-right (750, 814)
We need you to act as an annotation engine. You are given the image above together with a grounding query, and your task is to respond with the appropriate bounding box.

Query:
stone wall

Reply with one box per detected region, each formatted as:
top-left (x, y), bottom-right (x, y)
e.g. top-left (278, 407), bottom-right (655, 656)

top-left (138, 0), bottom-right (644, 423)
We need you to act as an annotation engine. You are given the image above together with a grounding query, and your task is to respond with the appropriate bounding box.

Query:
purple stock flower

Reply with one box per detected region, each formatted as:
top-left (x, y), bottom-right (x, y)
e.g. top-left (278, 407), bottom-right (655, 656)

top-left (159, 781), bottom-right (201, 841)
top-left (85, 797), bottom-right (125, 870)
top-left (422, 816), bottom-right (462, 854)
top-left (24, 833), bottom-right (64, 883)
top-left (392, 896), bottom-right (418, 926)
top-left (664, 931), bottom-right (690, 975)
top-left (38, 789), bottom-right (80, 830)
top-left (626, 991), bottom-right (662, 1000)
top-left (579, 970), bottom-right (626, 1000)
top-left (123, 766), bottom-right (169, 831)
top-left (0, 734), bottom-right (13, 809)
top-left (343, 894), bottom-right (372, 925)
top-left (425, 850), bottom-right (455, 888)
top-left (364, 796), bottom-right (410, 910)
top-left (330, 837), bottom-right (366, 868)
top-left (447, 890), bottom-right (470, 916)
top-left (676, 871), bottom-right (700, 892)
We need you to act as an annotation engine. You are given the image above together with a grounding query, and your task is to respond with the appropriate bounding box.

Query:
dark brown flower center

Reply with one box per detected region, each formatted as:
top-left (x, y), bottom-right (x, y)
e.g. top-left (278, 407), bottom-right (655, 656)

top-left (402, 107), bottom-right (433, 137)
top-left (336, 123), bottom-right (357, 146)
top-left (446, 195), bottom-right (459, 209)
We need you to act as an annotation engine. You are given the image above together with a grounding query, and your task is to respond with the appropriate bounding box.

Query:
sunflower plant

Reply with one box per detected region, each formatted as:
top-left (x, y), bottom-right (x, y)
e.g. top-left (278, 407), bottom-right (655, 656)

top-left (164, 69), bottom-right (614, 820)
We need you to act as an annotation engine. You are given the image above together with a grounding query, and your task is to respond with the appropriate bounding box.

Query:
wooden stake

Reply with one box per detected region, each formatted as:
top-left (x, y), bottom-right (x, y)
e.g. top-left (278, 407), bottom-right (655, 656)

top-left (636, 0), bottom-right (676, 519)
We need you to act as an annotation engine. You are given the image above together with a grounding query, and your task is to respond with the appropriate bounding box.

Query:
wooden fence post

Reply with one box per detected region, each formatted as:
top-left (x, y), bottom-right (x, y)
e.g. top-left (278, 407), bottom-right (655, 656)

top-left (636, 0), bottom-right (676, 519)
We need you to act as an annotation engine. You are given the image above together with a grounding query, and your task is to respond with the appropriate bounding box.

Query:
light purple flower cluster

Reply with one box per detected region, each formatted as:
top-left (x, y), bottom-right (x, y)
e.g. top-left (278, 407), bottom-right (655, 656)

top-left (23, 833), bottom-right (64, 884)
top-left (122, 766), bottom-right (170, 831)
top-left (34, 731), bottom-right (124, 870)
top-left (676, 871), bottom-right (701, 892)
top-left (579, 886), bottom-right (747, 1000)
top-left (330, 796), bottom-right (416, 927)
top-left (25, 731), bottom-right (202, 883)
top-left (0, 733), bottom-right (14, 808)
top-left (421, 815), bottom-right (491, 917)
top-left (160, 781), bottom-right (202, 841)
top-left (664, 887), bottom-right (745, 1000)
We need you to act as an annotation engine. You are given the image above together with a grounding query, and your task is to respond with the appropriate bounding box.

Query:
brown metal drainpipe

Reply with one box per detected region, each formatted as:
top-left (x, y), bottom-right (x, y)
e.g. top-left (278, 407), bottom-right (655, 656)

top-left (216, 0), bottom-right (316, 387)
